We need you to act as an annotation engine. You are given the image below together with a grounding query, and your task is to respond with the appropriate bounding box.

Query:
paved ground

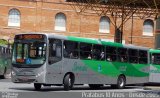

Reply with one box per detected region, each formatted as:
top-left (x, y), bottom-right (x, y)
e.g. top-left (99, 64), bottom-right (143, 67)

top-left (1, 78), bottom-right (160, 98)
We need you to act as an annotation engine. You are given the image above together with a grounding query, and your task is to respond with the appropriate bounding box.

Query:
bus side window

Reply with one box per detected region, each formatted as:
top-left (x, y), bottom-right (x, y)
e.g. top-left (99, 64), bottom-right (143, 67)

top-left (92, 44), bottom-right (105, 61)
top-left (128, 49), bottom-right (138, 63)
top-left (117, 48), bottom-right (128, 62)
top-left (139, 50), bottom-right (148, 64)
top-left (48, 39), bottom-right (62, 64)
top-left (151, 53), bottom-right (160, 65)
top-left (80, 43), bottom-right (92, 60)
top-left (106, 46), bottom-right (117, 62)
top-left (63, 41), bottom-right (79, 59)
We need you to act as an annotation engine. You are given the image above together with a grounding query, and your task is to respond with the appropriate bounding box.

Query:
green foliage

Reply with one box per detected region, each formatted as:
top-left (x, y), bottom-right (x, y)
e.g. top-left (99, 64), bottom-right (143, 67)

top-left (0, 39), bottom-right (8, 45)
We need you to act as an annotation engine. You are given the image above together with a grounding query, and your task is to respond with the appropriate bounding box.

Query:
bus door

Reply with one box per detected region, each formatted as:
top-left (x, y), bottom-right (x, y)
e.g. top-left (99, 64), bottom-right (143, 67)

top-left (47, 39), bottom-right (62, 83)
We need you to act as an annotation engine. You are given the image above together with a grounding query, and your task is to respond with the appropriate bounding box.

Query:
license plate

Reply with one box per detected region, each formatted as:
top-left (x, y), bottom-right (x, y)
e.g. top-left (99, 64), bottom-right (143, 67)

top-left (19, 77), bottom-right (29, 81)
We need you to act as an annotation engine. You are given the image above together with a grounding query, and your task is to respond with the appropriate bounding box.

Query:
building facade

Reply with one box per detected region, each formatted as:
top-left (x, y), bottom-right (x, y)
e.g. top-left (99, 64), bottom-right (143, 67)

top-left (0, 0), bottom-right (156, 48)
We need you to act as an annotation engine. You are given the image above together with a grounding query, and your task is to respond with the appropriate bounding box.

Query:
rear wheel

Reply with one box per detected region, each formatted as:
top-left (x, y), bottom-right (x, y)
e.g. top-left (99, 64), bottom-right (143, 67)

top-left (111, 75), bottom-right (126, 89)
top-left (34, 83), bottom-right (42, 91)
top-left (117, 75), bottom-right (126, 89)
top-left (63, 74), bottom-right (74, 91)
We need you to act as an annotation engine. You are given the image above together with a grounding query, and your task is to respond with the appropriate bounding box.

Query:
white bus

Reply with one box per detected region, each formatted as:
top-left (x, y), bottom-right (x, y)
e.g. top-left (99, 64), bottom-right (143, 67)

top-left (11, 33), bottom-right (150, 90)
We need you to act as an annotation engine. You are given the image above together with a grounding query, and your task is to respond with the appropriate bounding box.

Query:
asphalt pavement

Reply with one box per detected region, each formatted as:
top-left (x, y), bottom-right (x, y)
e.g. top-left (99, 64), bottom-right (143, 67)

top-left (1, 78), bottom-right (160, 98)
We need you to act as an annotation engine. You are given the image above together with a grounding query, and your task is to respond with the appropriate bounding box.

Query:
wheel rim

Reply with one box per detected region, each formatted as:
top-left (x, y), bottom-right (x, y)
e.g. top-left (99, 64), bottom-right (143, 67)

top-left (68, 77), bottom-right (71, 87)
top-left (119, 77), bottom-right (124, 87)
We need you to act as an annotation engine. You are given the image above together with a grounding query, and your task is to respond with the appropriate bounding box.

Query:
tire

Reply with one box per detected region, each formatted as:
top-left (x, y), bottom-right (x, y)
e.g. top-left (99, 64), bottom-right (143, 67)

top-left (63, 74), bottom-right (74, 91)
top-left (34, 83), bottom-right (42, 91)
top-left (117, 75), bottom-right (126, 89)
top-left (89, 84), bottom-right (103, 89)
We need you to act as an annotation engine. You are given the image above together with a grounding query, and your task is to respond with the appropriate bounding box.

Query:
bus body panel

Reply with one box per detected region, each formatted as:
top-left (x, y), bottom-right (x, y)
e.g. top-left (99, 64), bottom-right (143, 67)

top-left (149, 49), bottom-right (160, 83)
top-left (149, 65), bottom-right (160, 82)
top-left (45, 60), bottom-right (64, 84)
top-left (11, 63), bottom-right (47, 83)
top-left (45, 58), bottom-right (149, 85)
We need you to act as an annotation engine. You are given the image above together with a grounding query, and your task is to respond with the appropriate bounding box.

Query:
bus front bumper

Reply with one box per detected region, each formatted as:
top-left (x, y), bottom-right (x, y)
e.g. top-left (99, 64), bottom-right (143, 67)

top-left (11, 70), bottom-right (46, 83)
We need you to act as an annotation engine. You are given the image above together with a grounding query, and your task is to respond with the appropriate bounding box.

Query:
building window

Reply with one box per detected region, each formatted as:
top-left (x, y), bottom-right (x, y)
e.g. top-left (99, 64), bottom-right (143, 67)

top-left (55, 13), bottom-right (66, 31)
top-left (8, 9), bottom-right (20, 27)
top-left (143, 19), bottom-right (154, 36)
top-left (99, 16), bottom-right (110, 33)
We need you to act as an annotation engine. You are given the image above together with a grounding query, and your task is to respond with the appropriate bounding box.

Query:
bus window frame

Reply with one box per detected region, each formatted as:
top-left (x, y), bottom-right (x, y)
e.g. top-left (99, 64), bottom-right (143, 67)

top-left (80, 42), bottom-right (92, 60)
top-left (117, 48), bottom-right (128, 63)
top-left (63, 40), bottom-right (79, 59)
top-left (106, 46), bottom-right (117, 62)
top-left (128, 49), bottom-right (139, 64)
top-left (92, 44), bottom-right (105, 61)
top-left (139, 50), bottom-right (148, 64)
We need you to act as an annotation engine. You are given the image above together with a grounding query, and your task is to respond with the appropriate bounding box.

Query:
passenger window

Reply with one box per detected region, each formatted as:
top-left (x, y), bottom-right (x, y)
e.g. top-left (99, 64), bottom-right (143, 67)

top-left (106, 46), bottom-right (117, 61)
top-left (48, 39), bottom-right (62, 64)
top-left (139, 50), bottom-right (148, 64)
top-left (63, 41), bottom-right (79, 59)
top-left (151, 53), bottom-right (160, 65)
top-left (117, 48), bottom-right (128, 62)
top-left (128, 49), bottom-right (138, 63)
top-left (92, 45), bottom-right (105, 61)
top-left (80, 43), bottom-right (92, 59)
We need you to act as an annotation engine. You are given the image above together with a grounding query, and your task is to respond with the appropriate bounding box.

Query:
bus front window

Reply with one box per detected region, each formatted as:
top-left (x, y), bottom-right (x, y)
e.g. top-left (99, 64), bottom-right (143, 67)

top-left (12, 41), bottom-right (46, 67)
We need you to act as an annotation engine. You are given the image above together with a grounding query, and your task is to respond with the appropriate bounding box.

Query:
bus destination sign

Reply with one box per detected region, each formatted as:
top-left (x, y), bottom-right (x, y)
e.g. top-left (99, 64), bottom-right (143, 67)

top-left (16, 34), bottom-right (44, 40)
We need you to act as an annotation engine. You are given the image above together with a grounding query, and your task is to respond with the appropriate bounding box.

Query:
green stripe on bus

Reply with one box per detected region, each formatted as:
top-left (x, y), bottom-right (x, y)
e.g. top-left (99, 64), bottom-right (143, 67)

top-left (83, 60), bottom-right (149, 77)
top-left (101, 41), bottom-right (123, 47)
top-left (68, 36), bottom-right (101, 44)
top-left (149, 49), bottom-right (160, 54)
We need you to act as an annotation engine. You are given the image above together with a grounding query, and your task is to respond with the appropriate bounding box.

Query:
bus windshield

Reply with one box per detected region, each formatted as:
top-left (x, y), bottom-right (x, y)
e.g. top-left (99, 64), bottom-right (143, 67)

top-left (151, 53), bottom-right (160, 65)
top-left (12, 34), bottom-right (47, 68)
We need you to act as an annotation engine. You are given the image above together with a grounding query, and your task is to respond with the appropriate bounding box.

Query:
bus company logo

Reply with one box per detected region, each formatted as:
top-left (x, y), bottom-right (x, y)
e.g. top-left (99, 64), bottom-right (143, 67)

top-left (119, 66), bottom-right (127, 71)
top-left (98, 65), bottom-right (102, 72)
top-left (2, 92), bottom-right (18, 98)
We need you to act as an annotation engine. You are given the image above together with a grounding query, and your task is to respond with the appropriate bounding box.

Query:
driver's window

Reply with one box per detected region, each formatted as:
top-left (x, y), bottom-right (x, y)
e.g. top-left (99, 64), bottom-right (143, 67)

top-left (48, 39), bottom-right (62, 64)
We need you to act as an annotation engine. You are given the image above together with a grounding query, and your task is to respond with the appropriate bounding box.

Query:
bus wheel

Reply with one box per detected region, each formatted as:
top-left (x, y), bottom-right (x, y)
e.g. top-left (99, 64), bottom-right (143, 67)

top-left (63, 74), bottom-right (74, 91)
top-left (34, 83), bottom-right (42, 91)
top-left (89, 84), bottom-right (103, 89)
top-left (117, 75), bottom-right (126, 89)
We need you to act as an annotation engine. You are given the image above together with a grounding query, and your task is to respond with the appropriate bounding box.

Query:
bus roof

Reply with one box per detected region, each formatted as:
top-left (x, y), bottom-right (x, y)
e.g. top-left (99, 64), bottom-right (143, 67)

top-left (16, 33), bottom-right (150, 50)
top-left (149, 49), bottom-right (160, 53)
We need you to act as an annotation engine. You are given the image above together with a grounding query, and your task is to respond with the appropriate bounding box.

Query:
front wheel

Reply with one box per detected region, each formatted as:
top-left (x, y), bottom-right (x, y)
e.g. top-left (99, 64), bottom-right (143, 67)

top-left (63, 74), bottom-right (74, 91)
top-left (117, 75), bottom-right (126, 89)
top-left (34, 83), bottom-right (42, 91)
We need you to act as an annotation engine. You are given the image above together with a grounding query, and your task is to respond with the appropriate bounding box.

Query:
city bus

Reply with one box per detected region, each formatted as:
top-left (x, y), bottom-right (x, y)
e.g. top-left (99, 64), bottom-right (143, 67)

top-left (149, 49), bottom-right (160, 83)
top-left (11, 33), bottom-right (150, 90)
top-left (0, 45), bottom-right (12, 79)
